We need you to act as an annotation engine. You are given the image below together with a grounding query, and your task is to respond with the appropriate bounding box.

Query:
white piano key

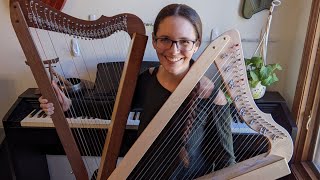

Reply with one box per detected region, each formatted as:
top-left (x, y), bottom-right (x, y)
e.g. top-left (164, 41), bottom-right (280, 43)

top-left (21, 109), bottom-right (141, 129)
top-left (230, 121), bottom-right (257, 134)
top-left (128, 112), bottom-right (135, 120)
top-left (22, 110), bottom-right (257, 134)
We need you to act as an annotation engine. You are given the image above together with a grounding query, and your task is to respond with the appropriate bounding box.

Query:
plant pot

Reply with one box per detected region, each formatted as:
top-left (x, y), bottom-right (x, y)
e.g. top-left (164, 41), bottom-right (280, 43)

top-left (250, 81), bottom-right (266, 99)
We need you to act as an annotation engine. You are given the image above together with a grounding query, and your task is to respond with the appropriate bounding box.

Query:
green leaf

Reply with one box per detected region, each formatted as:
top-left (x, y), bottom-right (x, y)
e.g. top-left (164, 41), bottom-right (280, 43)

top-left (250, 71), bottom-right (259, 81)
top-left (260, 66), bottom-right (269, 79)
top-left (245, 57), bottom-right (282, 87)
top-left (274, 63), bottom-right (282, 70)
top-left (251, 57), bottom-right (263, 68)
top-left (245, 58), bottom-right (251, 66)
top-left (267, 63), bottom-right (281, 71)
top-left (272, 73), bottom-right (279, 81)
top-left (262, 76), bottom-right (273, 86)
top-left (245, 56), bottom-right (263, 68)
top-left (269, 73), bottom-right (279, 84)
top-left (249, 80), bottom-right (260, 88)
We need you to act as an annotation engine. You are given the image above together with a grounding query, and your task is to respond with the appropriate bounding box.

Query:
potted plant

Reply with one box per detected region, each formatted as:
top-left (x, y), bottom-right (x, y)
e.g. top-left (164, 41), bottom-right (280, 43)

top-left (245, 56), bottom-right (282, 99)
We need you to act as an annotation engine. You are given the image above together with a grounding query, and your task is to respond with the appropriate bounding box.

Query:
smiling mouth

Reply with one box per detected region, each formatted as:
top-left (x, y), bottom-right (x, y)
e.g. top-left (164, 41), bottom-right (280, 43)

top-left (165, 56), bottom-right (183, 63)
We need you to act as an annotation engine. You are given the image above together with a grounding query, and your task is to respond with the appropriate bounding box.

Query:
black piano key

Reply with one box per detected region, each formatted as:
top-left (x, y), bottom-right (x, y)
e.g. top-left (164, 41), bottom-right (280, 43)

top-left (37, 111), bottom-right (45, 118)
top-left (29, 109), bottom-right (40, 117)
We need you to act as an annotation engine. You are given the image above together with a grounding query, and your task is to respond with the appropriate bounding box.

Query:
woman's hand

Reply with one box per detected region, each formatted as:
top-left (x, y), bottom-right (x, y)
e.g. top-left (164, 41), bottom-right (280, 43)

top-left (39, 81), bottom-right (72, 115)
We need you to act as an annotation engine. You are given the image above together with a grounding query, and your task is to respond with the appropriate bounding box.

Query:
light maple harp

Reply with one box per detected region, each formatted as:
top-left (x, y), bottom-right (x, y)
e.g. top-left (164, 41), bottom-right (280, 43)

top-left (109, 29), bottom-right (293, 180)
top-left (10, 0), bottom-right (147, 179)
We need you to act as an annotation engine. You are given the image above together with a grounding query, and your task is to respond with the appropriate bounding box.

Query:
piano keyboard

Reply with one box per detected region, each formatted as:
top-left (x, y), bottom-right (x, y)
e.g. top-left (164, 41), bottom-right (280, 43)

top-left (21, 109), bottom-right (257, 134)
top-left (21, 109), bottom-right (140, 130)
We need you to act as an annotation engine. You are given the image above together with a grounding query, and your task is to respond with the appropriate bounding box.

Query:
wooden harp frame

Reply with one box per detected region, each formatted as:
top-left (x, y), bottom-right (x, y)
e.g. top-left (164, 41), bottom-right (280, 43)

top-left (108, 30), bottom-right (294, 179)
top-left (10, 0), bottom-right (147, 179)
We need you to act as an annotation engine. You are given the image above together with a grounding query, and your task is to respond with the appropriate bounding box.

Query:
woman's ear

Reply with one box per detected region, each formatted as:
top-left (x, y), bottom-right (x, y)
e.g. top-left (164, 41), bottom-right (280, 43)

top-left (193, 40), bottom-right (200, 53)
top-left (152, 33), bottom-right (157, 49)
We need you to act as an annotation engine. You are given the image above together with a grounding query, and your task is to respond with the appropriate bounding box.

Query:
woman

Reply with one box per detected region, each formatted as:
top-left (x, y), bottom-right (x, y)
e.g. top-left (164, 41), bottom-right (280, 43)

top-left (40, 4), bottom-right (236, 179)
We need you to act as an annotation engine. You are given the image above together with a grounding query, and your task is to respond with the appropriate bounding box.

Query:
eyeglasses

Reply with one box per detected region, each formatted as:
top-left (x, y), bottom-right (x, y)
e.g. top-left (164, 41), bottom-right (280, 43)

top-left (154, 37), bottom-right (197, 51)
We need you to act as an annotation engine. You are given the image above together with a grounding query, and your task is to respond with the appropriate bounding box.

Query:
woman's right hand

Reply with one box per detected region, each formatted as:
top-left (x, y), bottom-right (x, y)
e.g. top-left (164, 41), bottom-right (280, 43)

top-left (39, 81), bottom-right (72, 115)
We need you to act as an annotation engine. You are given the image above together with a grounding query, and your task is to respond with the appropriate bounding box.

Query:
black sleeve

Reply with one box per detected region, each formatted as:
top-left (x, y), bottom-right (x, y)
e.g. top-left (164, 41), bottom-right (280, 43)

top-left (131, 73), bottom-right (144, 112)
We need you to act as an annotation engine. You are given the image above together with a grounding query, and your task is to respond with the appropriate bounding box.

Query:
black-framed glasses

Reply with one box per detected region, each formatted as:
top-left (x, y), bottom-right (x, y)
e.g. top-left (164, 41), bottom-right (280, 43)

top-left (154, 37), bottom-right (197, 51)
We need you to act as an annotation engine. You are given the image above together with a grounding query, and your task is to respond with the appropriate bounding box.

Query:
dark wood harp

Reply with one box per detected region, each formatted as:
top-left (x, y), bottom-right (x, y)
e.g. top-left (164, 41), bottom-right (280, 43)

top-left (10, 0), bottom-right (147, 179)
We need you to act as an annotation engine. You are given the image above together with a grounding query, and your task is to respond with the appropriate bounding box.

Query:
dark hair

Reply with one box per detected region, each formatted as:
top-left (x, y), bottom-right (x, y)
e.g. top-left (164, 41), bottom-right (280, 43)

top-left (153, 4), bottom-right (202, 44)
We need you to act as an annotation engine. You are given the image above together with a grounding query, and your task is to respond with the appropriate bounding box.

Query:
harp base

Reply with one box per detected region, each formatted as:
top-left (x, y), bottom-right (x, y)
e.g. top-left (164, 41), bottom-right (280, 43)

top-left (196, 153), bottom-right (290, 180)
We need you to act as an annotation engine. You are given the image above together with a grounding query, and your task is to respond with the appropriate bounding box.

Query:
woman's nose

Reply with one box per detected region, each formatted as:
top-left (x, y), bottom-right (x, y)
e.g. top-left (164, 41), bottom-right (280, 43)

top-left (168, 41), bottom-right (180, 54)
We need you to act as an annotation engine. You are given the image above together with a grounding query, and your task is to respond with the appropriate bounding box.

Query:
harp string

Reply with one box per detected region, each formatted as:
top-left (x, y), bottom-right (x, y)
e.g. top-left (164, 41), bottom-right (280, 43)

top-left (27, 1), bottom-right (132, 176)
top-left (70, 15), bottom-right (132, 178)
top-left (133, 45), bottom-right (270, 179)
top-left (92, 25), bottom-right (120, 95)
top-left (146, 49), bottom-right (241, 179)
top-left (29, 1), bottom-right (94, 161)
top-left (166, 71), bottom-right (268, 179)
top-left (83, 19), bottom-right (131, 179)
top-left (76, 37), bottom-right (108, 154)
top-left (168, 71), bottom-right (270, 179)
top-left (65, 15), bottom-right (132, 175)
top-left (27, 1), bottom-right (96, 174)
top-left (176, 91), bottom-right (269, 180)
top-left (132, 46), bottom-right (239, 178)
top-left (71, 29), bottom-right (109, 161)
top-left (31, 2), bottom-right (104, 174)
top-left (83, 26), bottom-right (123, 155)
top-left (166, 54), bottom-right (270, 179)
top-left (56, 16), bottom-right (131, 178)
top-left (63, 15), bottom-right (131, 172)
top-left (50, 7), bottom-right (106, 164)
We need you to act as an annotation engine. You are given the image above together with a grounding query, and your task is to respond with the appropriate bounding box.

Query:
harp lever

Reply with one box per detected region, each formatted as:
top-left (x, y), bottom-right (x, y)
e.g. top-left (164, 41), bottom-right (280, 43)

top-left (228, 79), bottom-right (235, 89)
top-left (239, 107), bottom-right (246, 116)
top-left (224, 66), bottom-right (232, 72)
top-left (234, 95), bottom-right (241, 102)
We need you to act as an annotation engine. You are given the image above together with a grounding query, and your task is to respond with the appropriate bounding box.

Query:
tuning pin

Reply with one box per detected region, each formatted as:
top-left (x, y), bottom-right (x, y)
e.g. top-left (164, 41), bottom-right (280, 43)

top-left (221, 53), bottom-right (229, 59)
top-left (228, 79), bottom-right (235, 89)
top-left (239, 107), bottom-right (246, 116)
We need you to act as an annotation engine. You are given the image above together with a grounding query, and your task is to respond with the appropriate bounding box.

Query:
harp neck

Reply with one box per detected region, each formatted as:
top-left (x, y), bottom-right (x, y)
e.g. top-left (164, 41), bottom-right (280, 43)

top-left (214, 30), bottom-right (293, 162)
top-left (10, 0), bottom-right (145, 38)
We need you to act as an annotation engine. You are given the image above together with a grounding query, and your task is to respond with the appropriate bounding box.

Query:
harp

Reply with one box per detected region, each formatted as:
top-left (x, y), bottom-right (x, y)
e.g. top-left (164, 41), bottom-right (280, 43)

top-left (107, 31), bottom-right (293, 179)
top-left (10, 1), bottom-right (293, 180)
top-left (10, 0), bottom-right (147, 179)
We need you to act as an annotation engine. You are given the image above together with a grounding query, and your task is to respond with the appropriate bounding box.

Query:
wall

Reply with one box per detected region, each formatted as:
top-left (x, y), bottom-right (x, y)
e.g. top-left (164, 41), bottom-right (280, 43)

top-left (0, 0), bottom-right (312, 126)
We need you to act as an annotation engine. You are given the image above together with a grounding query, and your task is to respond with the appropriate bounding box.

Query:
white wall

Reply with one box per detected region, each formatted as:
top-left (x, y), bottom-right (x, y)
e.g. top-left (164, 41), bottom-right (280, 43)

top-left (0, 0), bottom-right (312, 125)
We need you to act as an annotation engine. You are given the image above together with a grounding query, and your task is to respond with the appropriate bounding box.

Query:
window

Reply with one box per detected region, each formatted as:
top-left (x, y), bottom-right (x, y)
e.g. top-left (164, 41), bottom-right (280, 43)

top-left (292, 0), bottom-right (320, 179)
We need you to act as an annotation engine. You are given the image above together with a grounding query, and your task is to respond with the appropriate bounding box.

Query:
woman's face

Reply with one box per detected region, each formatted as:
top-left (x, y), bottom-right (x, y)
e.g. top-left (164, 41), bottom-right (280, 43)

top-left (153, 16), bottom-right (199, 75)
